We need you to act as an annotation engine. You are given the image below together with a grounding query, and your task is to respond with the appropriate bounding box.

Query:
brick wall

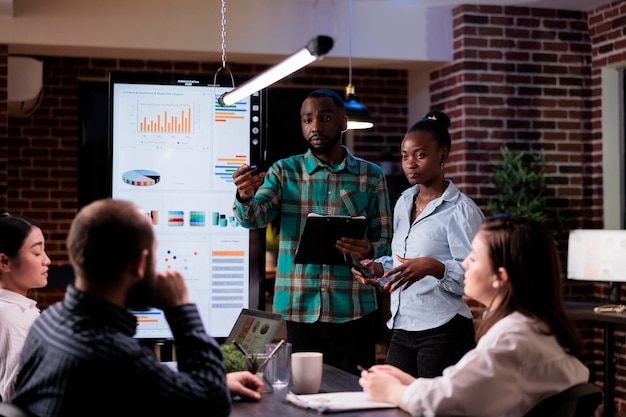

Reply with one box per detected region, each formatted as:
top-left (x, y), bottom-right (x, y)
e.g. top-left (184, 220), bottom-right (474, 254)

top-left (588, 2), bottom-right (626, 415)
top-left (433, 3), bottom-right (624, 415)
top-left (432, 5), bottom-right (592, 229)
top-left (1, 55), bottom-right (408, 267)
top-left (431, 3), bottom-right (596, 301)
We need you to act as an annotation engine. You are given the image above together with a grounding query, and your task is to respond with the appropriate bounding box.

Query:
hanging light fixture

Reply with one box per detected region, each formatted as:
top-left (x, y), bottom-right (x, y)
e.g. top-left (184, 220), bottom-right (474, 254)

top-left (218, 35), bottom-right (334, 107)
top-left (344, 0), bottom-right (373, 130)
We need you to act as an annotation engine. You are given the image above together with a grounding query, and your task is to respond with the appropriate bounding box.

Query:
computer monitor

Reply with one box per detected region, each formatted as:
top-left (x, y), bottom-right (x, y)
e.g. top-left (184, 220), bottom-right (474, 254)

top-left (108, 72), bottom-right (266, 340)
top-left (567, 229), bottom-right (626, 301)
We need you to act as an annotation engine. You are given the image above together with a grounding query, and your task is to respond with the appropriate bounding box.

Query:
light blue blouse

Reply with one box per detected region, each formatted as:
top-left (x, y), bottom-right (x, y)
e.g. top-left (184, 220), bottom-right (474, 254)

top-left (376, 180), bottom-right (484, 331)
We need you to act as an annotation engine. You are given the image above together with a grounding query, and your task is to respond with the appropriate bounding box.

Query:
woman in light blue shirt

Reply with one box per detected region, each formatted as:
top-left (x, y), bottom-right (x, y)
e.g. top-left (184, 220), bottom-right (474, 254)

top-left (354, 111), bottom-right (484, 377)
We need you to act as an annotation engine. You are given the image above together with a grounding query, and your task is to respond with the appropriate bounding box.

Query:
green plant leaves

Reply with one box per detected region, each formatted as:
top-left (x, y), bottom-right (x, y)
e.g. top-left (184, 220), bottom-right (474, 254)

top-left (487, 146), bottom-right (548, 222)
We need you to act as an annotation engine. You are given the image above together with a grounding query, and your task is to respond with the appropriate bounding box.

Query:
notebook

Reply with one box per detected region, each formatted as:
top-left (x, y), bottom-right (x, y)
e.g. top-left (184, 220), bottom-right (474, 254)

top-left (224, 308), bottom-right (283, 354)
top-left (286, 392), bottom-right (397, 413)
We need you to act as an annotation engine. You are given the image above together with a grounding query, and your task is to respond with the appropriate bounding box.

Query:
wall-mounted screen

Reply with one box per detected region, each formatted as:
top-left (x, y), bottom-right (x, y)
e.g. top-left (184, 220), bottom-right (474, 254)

top-left (109, 72), bottom-right (265, 340)
top-left (567, 229), bottom-right (626, 282)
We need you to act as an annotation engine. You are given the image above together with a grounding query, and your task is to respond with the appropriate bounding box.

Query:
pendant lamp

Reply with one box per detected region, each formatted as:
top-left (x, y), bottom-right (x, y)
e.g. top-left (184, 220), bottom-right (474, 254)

top-left (344, 0), bottom-right (373, 130)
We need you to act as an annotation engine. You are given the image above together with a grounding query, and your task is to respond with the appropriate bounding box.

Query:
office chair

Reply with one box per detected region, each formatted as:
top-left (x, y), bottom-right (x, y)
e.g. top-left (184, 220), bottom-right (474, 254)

top-left (0, 402), bottom-right (32, 417)
top-left (524, 382), bottom-right (603, 417)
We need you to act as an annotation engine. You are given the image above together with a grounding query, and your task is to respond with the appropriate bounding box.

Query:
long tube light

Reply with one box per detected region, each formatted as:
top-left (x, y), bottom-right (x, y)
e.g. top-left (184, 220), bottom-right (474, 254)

top-left (218, 35), bottom-right (334, 107)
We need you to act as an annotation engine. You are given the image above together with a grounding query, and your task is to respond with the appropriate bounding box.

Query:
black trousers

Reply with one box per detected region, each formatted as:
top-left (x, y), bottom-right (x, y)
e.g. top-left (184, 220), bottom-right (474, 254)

top-left (385, 314), bottom-right (476, 378)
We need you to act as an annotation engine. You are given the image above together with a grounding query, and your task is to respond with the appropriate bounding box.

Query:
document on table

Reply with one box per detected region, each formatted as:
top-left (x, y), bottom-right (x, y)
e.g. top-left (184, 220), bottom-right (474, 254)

top-left (285, 391), bottom-right (397, 413)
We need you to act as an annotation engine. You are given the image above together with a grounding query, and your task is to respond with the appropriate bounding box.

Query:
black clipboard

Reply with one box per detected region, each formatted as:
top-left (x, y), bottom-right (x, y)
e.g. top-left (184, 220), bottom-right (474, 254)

top-left (294, 214), bottom-right (367, 265)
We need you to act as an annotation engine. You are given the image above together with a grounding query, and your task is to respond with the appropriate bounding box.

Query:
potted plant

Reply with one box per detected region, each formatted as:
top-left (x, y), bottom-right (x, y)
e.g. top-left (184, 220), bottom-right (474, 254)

top-left (221, 343), bottom-right (247, 372)
top-left (220, 344), bottom-right (271, 391)
top-left (486, 146), bottom-right (548, 222)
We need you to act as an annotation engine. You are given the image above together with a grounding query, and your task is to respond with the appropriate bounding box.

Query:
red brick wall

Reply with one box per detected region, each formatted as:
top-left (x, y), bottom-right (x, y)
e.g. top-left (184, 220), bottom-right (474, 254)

top-left (432, 3), bottom-right (625, 415)
top-left (1, 56), bottom-right (408, 266)
top-left (432, 0), bottom-right (595, 332)
top-left (432, 5), bottom-right (592, 230)
top-left (588, 2), bottom-right (626, 415)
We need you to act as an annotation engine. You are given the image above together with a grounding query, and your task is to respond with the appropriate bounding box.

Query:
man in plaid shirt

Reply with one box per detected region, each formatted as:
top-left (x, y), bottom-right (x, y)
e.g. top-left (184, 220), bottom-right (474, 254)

top-left (233, 89), bottom-right (392, 374)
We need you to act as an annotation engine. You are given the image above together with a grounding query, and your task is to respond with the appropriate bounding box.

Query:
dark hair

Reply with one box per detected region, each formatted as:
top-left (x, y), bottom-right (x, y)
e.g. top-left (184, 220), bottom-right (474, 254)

top-left (0, 213), bottom-right (43, 258)
top-left (67, 199), bottom-right (154, 286)
top-left (475, 214), bottom-right (582, 356)
top-left (307, 89), bottom-right (344, 109)
top-left (406, 110), bottom-right (451, 152)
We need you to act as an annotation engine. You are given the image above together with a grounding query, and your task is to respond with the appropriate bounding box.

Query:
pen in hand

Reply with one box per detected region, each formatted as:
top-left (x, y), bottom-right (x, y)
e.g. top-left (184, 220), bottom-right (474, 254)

top-left (357, 365), bottom-right (371, 373)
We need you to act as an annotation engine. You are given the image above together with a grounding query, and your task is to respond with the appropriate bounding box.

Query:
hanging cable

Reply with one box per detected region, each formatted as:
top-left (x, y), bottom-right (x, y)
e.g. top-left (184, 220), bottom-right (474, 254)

top-left (344, 0), bottom-right (373, 130)
top-left (220, 0), bottom-right (227, 69)
top-left (214, 0), bottom-right (234, 89)
top-left (310, 0), bottom-right (338, 40)
top-left (348, 0), bottom-right (353, 88)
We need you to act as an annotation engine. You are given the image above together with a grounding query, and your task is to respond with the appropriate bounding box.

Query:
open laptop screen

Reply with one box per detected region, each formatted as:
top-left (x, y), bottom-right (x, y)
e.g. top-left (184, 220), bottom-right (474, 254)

top-left (224, 308), bottom-right (283, 354)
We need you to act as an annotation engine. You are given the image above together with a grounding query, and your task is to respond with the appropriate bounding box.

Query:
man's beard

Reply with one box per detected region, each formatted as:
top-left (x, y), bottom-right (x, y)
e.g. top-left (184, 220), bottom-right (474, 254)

top-left (306, 129), bottom-right (342, 156)
top-left (126, 252), bottom-right (156, 311)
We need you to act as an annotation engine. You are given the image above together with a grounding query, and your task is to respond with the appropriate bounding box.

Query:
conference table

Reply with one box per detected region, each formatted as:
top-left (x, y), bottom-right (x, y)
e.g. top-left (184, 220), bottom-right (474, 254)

top-left (230, 363), bottom-right (409, 417)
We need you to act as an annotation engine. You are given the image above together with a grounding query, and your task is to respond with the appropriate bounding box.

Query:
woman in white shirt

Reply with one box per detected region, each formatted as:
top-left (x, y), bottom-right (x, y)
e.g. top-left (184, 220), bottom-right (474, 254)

top-left (0, 213), bottom-right (50, 402)
top-left (359, 215), bottom-right (590, 417)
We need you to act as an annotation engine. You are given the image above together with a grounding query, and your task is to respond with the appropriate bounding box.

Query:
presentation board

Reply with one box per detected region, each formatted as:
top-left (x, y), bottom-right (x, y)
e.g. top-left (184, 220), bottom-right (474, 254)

top-left (109, 72), bottom-right (265, 340)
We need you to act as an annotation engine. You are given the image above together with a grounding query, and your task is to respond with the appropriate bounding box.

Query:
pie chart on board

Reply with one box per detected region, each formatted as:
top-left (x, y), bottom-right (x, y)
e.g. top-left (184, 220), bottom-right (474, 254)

top-left (122, 169), bottom-right (161, 186)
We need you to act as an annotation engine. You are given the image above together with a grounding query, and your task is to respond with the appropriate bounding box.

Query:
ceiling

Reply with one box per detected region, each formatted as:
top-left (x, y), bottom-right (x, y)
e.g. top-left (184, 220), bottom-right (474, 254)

top-left (381, 0), bottom-right (608, 11)
top-left (0, 0), bottom-right (611, 71)
top-left (0, 0), bottom-right (609, 17)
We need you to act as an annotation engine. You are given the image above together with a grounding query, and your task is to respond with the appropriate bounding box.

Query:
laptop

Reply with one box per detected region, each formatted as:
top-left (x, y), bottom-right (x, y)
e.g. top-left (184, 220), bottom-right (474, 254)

top-left (224, 308), bottom-right (283, 354)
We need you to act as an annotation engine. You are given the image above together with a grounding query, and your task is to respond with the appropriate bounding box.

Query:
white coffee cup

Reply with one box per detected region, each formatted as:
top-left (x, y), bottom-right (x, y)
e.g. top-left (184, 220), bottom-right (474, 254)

top-left (291, 352), bottom-right (323, 394)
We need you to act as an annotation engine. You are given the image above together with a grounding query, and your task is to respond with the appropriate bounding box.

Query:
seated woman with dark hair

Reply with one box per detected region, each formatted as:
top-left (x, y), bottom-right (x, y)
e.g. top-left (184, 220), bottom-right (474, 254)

top-left (0, 213), bottom-right (50, 402)
top-left (359, 215), bottom-right (589, 417)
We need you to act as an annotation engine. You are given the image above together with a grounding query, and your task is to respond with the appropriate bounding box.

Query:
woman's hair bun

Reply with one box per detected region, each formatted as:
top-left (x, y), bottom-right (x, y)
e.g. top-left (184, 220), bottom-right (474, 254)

top-left (423, 110), bottom-right (450, 129)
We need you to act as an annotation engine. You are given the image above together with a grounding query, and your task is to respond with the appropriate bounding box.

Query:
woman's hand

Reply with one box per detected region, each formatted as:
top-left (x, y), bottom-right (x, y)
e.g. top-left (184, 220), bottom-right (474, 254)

top-left (351, 258), bottom-right (382, 287)
top-left (382, 255), bottom-right (444, 293)
top-left (367, 364), bottom-right (416, 385)
top-left (359, 365), bottom-right (411, 406)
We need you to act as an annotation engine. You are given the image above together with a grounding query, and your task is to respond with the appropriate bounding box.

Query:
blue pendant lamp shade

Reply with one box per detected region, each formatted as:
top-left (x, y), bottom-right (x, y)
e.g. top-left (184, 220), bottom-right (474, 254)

top-left (344, 84), bottom-right (373, 130)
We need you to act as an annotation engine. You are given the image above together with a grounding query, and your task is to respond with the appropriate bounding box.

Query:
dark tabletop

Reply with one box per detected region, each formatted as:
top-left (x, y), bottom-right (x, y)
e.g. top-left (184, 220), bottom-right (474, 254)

top-left (230, 363), bottom-right (410, 417)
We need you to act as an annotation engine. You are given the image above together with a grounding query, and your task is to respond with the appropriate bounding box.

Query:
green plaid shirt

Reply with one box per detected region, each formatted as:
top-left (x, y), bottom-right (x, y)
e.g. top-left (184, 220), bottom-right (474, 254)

top-left (233, 147), bottom-right (392, 323)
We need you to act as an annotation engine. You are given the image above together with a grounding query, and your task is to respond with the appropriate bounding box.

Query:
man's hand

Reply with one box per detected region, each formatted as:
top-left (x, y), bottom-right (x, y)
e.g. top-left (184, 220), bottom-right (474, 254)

top-left (232, 164), bottom-right (265, 201)
top-left (150, 270), bottom-right (191, 309)
top-left (336, 237), bottom-right (372, 260)
top-left (227, 371), bottom-right (263, 401)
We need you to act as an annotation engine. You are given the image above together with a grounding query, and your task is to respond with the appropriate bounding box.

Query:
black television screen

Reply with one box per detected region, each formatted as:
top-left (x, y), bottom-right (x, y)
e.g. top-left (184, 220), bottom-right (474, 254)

top-left (108, 72), bottom-right (265, 340)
